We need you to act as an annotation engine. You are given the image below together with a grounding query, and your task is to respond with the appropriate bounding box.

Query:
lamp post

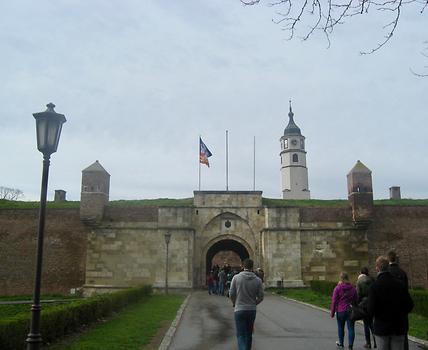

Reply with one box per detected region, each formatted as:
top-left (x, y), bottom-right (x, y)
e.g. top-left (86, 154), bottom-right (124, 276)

top-left (26, 103), bottom-right (66, 350)
top-left (164, 232), bottom-right (171, 295)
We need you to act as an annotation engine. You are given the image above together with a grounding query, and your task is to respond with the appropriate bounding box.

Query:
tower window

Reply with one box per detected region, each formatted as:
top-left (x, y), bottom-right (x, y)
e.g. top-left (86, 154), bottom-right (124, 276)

top-left (300, 139), bottom-right (304, 149)
top-left (292, 154), bottom-right (298, 162)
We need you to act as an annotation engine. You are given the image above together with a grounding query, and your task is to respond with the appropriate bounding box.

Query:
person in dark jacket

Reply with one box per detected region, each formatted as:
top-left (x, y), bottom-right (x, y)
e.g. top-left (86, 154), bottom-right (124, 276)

top-left (356, 267), bottom-right (376, 348)
top-left (367, 256), bottom-right (413, 350)
top-left (387, 250), bottom-right (410, 350)
top-left (387, 251), bottom-right (409, 289)
top-left (330, 272), bottom-right (358, 350)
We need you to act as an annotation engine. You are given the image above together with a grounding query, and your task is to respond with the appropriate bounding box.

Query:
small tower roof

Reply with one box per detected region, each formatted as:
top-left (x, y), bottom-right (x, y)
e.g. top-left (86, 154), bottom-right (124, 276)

top-left (347, 160), bottom-right (372, 175)
top-left (82, 160), bottom-right (110, 175)
top-left (284, 100), bottom-right (302, 136)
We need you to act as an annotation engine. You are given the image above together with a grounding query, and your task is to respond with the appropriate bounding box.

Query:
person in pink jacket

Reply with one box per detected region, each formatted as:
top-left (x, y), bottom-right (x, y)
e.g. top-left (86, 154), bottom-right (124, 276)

top-left (330, 272), bottom-right (358, 350)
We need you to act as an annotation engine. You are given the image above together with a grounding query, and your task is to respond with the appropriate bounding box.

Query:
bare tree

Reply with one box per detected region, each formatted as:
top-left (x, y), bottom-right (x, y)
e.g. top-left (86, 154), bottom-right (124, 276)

top-left (0, 186), bottom-right (24, 200)
top-left (240, 0), bottom-right (427, 54)
top-left (410, 43), bottom-right (428, 77)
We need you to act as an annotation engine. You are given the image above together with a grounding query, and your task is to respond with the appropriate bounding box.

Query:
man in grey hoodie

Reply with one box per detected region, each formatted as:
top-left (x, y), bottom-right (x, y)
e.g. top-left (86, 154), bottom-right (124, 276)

top-left (229, 258), bottom-right (264, 350)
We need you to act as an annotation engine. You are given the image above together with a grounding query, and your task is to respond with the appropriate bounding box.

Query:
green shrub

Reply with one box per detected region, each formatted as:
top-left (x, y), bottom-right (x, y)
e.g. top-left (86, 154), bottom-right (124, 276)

top-left (0, 285), bottom-right (152, 350)
top-left (0, 316), bottom-right (28, 350)
top-left (410, 290), bottom-right (428, 318)
top-left (310, 280), bottom-right (337, 296)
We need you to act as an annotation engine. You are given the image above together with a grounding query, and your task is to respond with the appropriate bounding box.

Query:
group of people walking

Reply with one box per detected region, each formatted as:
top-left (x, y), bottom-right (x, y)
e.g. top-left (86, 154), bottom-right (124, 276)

top-left (330, 250), bottom-right (413, 350)
top-left (206, 264), bottom-right (237, 296)
top-left (207, 263), bottom-right (265, 297)
top-left (207, 250), bottom-right (412, 350)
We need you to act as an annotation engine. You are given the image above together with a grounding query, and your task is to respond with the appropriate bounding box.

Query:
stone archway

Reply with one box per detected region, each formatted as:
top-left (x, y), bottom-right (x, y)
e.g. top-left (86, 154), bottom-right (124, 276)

top-left (206, 239), bottom-right (250, 275)
top-left (201, 235), bottom-right (254, 286)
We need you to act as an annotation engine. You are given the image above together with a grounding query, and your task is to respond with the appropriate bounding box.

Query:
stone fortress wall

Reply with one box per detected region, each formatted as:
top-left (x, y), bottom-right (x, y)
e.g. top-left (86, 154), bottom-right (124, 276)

top-left (0, 161), bottom-right (427, 295)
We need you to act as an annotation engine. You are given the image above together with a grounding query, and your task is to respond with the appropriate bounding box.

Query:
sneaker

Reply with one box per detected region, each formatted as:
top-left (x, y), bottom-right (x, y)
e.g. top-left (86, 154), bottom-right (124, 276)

top-left (363, 344), bottom-right (371, 349)
top-left (336, 341), bottom-right (344, 348)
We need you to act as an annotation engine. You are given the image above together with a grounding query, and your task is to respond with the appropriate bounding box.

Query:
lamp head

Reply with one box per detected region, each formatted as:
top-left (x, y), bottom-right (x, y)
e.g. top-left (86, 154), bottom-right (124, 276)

top-left (33, 103), bottom-right (66, 156)
top-left (164, 232), bottom-right (171, 245)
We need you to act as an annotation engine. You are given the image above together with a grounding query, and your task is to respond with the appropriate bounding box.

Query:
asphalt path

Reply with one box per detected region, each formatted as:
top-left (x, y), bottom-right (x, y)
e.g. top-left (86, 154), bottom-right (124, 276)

top-left (168, 290), bottom-right (422, 350)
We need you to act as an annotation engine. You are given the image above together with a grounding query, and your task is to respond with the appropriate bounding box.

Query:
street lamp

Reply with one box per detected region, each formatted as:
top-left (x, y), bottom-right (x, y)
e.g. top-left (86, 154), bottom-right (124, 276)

top-left (164, 232), bottom-right (171, 295)
top-left (26, 103), bottom-right (66, 350)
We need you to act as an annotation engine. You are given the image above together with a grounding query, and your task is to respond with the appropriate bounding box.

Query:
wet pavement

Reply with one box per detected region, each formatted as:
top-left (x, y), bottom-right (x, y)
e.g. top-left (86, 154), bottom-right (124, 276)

top-left (168, 290), bottom-right (423, 350)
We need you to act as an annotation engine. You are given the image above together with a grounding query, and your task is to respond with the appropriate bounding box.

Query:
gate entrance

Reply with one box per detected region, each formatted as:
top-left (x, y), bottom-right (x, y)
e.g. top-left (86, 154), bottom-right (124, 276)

top-left (205, 239), bottom-right (250, 275)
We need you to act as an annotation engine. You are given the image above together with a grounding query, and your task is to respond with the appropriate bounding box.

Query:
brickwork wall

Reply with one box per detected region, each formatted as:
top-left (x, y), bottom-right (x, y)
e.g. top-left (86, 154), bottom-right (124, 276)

top-left (104, 206), bottom-right (158, 222)
top-left (211, 251), bottom-right (242, 269)
top-left (300, 207), bottom-right (352, 223)
top-left (0, 208), bottom-right (87, 295)
top-left (367, 206), bottom-right (428, 288)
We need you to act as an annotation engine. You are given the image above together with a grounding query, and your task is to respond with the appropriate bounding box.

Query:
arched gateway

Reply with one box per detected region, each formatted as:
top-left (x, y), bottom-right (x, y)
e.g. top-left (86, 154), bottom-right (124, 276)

top-left (204, 238), bottom-right (251, 276)
top-left (195, 194), bottom-right (260, 287)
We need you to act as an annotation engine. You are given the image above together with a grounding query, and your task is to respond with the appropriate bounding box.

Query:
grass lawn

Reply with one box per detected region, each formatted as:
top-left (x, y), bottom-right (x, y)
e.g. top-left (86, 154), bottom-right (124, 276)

top-left (274, 288), bottom-right (428, 341)
top-left (262, 198), bottom-right (428, 207)
top-left (3, 198), bottom-right (428, 209)
top-left (46, 294), bottom-right (184, 350)
top-left (109, 198), bottom-right (193, 207)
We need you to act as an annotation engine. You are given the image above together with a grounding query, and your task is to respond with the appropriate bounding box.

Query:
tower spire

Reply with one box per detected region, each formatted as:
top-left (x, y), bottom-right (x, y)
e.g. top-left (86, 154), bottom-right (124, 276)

top-left (288, 99), bottom-right (296, 124)
top-left (284, 100), bottom-right (300, 136)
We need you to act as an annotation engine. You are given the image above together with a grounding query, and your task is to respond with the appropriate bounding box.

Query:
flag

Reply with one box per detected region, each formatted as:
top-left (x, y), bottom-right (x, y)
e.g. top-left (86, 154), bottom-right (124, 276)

top-left (199, 137), bottom-right (212, 167)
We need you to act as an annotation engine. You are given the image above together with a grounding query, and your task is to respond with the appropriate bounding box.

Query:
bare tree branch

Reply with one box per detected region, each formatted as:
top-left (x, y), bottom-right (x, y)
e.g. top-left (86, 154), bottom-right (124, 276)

top-left (410, 43), bottom-right (428, 76)
top-left (0, 187), bottom-right (24, 201)
top-left (242, 0), bottom-right (427, 55)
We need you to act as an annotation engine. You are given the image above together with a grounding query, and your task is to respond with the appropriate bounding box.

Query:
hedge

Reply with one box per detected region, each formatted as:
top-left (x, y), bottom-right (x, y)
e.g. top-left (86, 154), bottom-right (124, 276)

top-left (309, 280), bottom-right (337, 296)
top-left (0, 285), bottom-right (152, 350)
top-left (410, 290), bottom-right (428, 318)
top-left (310, 280), bottom-right (428, 318)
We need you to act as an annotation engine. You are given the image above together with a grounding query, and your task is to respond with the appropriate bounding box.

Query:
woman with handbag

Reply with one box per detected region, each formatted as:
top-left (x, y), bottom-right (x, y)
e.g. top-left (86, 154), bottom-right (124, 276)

top-left (331, 272), bottom-right (358, 350)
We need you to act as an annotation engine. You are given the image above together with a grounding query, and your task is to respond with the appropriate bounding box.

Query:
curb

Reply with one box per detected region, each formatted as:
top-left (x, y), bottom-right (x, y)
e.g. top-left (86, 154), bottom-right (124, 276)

top-left (276, 293), bottom-right (428, 348)
top-left (158, 293), bottom-right (191, 350)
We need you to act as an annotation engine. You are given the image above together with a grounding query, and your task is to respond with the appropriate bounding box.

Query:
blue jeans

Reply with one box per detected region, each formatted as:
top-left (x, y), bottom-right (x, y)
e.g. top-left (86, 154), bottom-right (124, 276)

top-left (234, 310), bottom-right (256, 350)
top-left (336, 311), bottom-right (355, 348)
top-left (218, 281), bottom-right (225, 296)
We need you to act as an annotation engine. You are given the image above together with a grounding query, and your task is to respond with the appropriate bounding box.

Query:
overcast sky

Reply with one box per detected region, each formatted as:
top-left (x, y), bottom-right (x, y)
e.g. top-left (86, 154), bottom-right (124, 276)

top-left (1, 1), bottom-right (426, 201)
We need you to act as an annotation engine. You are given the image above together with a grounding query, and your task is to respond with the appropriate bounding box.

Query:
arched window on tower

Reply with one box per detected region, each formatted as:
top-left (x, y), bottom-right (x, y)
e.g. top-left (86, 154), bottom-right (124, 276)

top-left (292, 154), bottom-right (298, 163)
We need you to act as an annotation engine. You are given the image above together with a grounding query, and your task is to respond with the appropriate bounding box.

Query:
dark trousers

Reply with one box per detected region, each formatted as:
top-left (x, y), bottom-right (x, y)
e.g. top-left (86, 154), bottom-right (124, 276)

top-left (363, 317), bottom-right (376, 346)
top-left (234, 310), bottom-right (257, 350)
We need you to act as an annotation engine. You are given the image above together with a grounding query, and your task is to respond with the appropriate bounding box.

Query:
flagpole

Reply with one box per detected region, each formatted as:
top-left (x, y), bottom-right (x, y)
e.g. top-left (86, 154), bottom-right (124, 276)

top-left (198, 136), bottom-right (201, 191)
top-left (253, 136), bottom-right (256, 191)
top-left (226, 130), bottom-right (229, 191)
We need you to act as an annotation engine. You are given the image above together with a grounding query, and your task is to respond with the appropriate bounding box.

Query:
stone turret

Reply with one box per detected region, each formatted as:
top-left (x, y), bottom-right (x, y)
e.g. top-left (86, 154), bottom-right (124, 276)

top-left (54, 190), bottom-right (66, 202)
top-left (347, 160), bottom-right (373, 224)
top-left (80, 160), bottom-right (110, 222)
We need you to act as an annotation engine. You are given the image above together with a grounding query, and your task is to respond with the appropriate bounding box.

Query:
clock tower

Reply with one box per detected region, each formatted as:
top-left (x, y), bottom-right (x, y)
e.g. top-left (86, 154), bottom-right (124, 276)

top-left (280, 102), bottom-right (310, 199)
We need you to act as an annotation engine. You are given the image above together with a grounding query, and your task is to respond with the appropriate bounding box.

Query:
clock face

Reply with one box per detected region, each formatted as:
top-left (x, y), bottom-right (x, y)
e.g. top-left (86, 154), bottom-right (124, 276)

top-left (291, 139), bottom-right (297, 146)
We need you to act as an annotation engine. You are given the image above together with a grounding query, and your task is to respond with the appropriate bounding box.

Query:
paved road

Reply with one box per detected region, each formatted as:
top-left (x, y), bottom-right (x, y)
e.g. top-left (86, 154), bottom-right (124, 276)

top-left (169, 291), bottom-right (422, 350)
